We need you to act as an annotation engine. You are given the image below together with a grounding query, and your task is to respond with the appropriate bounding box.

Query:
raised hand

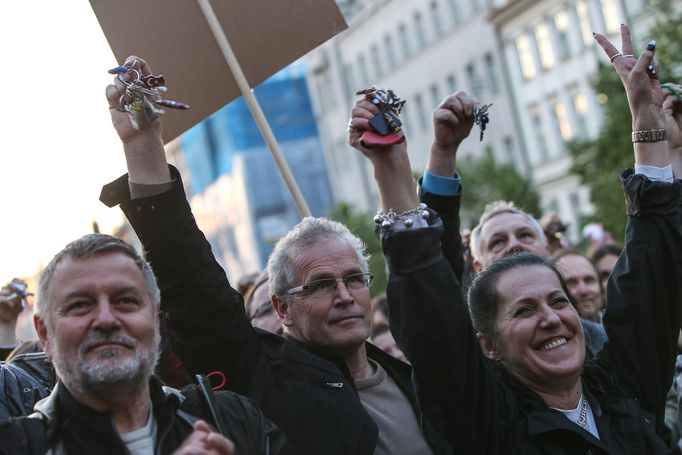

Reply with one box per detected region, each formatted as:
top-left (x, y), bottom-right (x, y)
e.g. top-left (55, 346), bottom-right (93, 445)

top-left (106, 56), bottom-right (162, 144)
top-left (105, 55), bottom-right (170, 185)
top-left (427, 91), bottom-right (479, 178)
top-left (347, 94), bottom-right (417, 212)
top-left (594, 24), bottom-right (664, 130)
top-left (594, 24), bottom-right (669, 167)
top-left (172, 420), bottom-right (235, 455)
top-left (347, 97), bottom-right (406, 160)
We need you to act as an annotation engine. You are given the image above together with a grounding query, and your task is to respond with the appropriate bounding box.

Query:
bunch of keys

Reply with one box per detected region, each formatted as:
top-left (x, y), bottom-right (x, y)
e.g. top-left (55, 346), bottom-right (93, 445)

top-left (473, 103), bottom-right (493, 141)
top-left (4, 278), bottom-right (32, 310)
top-left (109, 62), bottom-right (190, 130)
top-left (356, 86), bottom-right (406, 147)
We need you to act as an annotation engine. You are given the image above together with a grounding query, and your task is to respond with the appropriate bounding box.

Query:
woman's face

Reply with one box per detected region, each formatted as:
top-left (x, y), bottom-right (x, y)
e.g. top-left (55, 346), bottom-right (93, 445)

top-left (490, 265), bottom-right (585, 391)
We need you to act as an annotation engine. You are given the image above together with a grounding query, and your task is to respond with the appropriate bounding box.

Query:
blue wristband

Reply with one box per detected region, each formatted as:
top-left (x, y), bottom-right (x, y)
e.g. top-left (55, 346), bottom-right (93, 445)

top-left (422, 169), bottom-right (462, 196)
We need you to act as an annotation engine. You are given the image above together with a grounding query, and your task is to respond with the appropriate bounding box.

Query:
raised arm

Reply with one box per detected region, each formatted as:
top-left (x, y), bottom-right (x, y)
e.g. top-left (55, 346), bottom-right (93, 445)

top-left (420, 92), bottom-right (478, 280)
top-left (592, 26), bottom-right (682, 425)
top-left (101, 57), bottom-right (260, 394)
top-left (348, 91), bottom-right (500, 453)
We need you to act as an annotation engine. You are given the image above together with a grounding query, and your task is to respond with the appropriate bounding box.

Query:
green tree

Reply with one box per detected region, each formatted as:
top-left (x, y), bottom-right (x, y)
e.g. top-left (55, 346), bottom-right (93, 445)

top-left (647, 0), bottom-right (682, 81)
top-left (458, 149), bottom-right (542, 228)
top-left (566, 64), bottom-right (632, 242)
top-left (567, 1), bottom-right (682, 242)
top-left (329, 202), bottom-right (386, 298)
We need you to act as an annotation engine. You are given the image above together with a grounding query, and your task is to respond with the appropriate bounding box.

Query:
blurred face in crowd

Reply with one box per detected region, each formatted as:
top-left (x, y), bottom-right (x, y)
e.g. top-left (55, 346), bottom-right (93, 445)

top-left (480, 265), bottom-right (584, 392)
top-left (372, 329), bottom-right (408, 363)
top-left (556, 254), bottom-right (603, 322)
top-left (36, 252), bottom-right (160, 396)
top-left (595, 253), bottom-right (619, 290)
top-left (474, 213), bottom-right (549, 272)
top-left (275, 236), bottom-right (372, 355)
top-left (248, 282), bottom-right (281, 333)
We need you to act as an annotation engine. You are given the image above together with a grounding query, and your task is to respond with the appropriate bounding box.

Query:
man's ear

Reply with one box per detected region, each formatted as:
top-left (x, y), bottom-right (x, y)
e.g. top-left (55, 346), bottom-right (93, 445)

top-left (272, 295), bottom-right (293, 327)
top-left (34, 314), bottom-right (50, 359)
top-left (476, 332), bottom-right (499, 361)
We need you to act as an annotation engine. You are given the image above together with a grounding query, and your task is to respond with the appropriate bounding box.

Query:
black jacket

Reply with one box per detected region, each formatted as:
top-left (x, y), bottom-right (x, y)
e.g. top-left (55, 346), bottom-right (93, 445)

top-left (0, 353), bottom-right (55, 421)
top-left (0, 376), bottom-right (290, 454)
top-left (383, 171), bottom-right (682, 454)
top-left (100, 167), bottom-right (444, 455)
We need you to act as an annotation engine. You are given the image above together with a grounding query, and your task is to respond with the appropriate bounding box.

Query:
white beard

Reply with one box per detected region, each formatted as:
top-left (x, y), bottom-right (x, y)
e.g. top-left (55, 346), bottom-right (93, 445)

top-left (51, 328), bottom-right (160, 397)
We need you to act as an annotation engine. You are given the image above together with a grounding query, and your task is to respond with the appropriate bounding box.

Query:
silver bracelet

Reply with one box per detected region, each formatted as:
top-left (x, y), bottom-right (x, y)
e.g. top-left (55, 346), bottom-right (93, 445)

top-left (373, 203), bottom-right (434, 230)
top-left (632, 128), bottom-right (667, 143)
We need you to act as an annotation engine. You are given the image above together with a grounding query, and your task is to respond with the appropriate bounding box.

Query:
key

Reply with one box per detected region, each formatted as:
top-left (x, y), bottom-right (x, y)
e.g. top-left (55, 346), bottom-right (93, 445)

top-left (474, 103), bottom-right (493, 141)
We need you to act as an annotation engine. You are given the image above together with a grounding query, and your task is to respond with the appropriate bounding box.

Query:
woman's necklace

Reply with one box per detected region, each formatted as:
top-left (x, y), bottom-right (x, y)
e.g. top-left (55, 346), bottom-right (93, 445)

top-left (577, 394), bottom-right (588, 430)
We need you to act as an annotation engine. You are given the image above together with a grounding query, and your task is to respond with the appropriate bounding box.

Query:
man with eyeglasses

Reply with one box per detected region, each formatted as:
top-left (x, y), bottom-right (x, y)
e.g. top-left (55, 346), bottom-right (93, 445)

top-left (99, 57), bottom-right (444, 455)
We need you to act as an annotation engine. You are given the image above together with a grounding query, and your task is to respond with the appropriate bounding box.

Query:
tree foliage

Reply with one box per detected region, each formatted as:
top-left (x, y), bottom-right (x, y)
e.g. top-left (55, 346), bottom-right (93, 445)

top-left (458, 149), bottom-right (542, 228)
top-left (329, 202), bottom-right (386, 297)
top-left (648, 0), bottom-right (682, 81)
top-left (566, 65), bottom-right (632, 242)
top-left (567, 1), bottom-right (682, 243)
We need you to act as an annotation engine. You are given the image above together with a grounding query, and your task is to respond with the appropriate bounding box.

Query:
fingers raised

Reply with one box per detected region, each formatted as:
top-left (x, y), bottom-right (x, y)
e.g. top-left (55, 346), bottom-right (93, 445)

top-left (620, 24), bottom-right (634, 57)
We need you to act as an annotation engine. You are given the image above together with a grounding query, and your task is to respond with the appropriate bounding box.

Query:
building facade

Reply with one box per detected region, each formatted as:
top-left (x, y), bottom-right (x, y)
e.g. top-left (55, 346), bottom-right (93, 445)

top-left (166, 65), bottom-right (334, 281)
top-left (306, 0), bottom-right (652, 241)
top-left (306, 0), bottom-right (526, 215)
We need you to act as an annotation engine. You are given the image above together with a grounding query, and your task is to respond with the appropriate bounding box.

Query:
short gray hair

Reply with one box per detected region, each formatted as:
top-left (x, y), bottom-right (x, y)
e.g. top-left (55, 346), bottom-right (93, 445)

top-left (267, 217), bottom-right (369, 299)
top-left (36, 234), bottom-right (160, 323)
top-left (469, 200), bottom-right (545, 262)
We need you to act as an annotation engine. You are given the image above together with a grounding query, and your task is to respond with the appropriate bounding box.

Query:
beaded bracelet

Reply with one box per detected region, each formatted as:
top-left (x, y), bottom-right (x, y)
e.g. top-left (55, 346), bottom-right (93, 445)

top-left (632, 129), bottom-right (667, 143)
top-left (373, 203), bottom-right (436, 231)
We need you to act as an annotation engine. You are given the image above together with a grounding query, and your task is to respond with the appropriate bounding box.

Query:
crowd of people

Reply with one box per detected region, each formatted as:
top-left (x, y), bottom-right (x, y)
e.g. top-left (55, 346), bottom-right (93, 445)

top-left (0, 23), bottom-right (682, 454)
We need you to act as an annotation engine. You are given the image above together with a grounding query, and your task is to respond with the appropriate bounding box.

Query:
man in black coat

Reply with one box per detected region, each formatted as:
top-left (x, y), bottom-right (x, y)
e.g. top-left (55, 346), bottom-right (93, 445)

top-left (100, 57), bottom-right (444, 455)
top-left (0, 234), bottom-right (290, 455)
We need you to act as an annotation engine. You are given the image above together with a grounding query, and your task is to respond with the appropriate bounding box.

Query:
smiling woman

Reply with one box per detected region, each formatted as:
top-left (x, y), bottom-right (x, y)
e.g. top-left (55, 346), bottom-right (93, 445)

top-left (374, 24), bottom-right (682, 454)
top-left (470, 254), bottom-right (586, 402)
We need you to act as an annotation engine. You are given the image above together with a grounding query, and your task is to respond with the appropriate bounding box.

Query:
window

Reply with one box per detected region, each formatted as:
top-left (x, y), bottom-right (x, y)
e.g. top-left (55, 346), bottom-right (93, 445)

top-left (398, 23), bottom-right (412, 59)
top-left (357, 54), bottom-right (370, 86)
top-left (504, 136), bottom-right (515, 162)
top-left (342, 63), bottom-right (356, 96)
top-left (370, 45), bottom-right (382, 78)
top-left (484, 53), bottom-right (500, 94)
top-left (516, 35), bottom-right (537, 80)
top-left (448, 0), bottom-right (460, 24)
top-left (576, 1), bottom-right (593, 47)
top-left (535, 24), bottom-right (556, 70)
top-left (465, 62), bottom-right (481, 98)
top-left (415, 93), bottom-right (429, 131)
top-left (554, 11), bottom-right (571, 59)
top-left (414, 12), bottom-right (427, 49)
top-left (552, 101), bottom-right (573, 141)
top-left (529, 105), bottom-right (549, 161)
top-left (572, 93), bottom-right (589, 138)
top-left (547, 199), bottom-right (560, 215)
top-left (600, 0), bottom-right (621, 34)
top-left (384, 34), bottom-right (397, 68)
top-left (446, 73), bottom-right (458, 94)
top-left (569, 193), bottom-right (581, 219)
top-left (430, 1), bottom-right (444, 38)
top-left (430, 83), bottom-right (441, 107)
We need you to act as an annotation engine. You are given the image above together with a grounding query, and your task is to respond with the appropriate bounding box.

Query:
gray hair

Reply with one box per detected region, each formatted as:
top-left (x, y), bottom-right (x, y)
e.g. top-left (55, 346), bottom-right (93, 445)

top-left (36, 234), bottom-right (160, 324)
top-left (469, 200), bottom-right (545, 263)
top-left (266, 217), bottom-right (369, 300)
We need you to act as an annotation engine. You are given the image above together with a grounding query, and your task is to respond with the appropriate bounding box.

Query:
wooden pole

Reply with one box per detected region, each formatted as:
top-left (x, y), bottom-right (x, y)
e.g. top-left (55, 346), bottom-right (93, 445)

top-left (197, 0), bottom-right (312, 218)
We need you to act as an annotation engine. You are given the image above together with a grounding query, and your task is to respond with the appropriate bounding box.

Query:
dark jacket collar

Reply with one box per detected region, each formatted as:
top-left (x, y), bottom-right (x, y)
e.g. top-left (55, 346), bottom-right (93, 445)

top-left (33, 376), bottom-right (183, 431)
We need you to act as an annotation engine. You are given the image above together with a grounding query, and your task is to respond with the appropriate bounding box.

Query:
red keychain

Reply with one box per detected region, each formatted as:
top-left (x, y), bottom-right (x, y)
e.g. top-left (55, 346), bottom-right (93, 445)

top-left (356, 86), bottom-right (406, 148)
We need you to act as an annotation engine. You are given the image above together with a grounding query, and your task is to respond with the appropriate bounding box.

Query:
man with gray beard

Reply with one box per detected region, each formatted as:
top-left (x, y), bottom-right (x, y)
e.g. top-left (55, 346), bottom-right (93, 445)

top-left (0, 234), bottom-right (290, 455)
